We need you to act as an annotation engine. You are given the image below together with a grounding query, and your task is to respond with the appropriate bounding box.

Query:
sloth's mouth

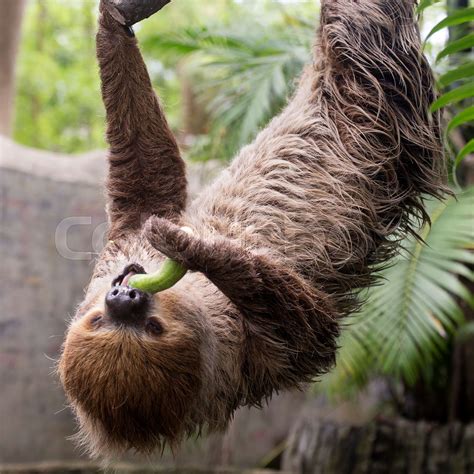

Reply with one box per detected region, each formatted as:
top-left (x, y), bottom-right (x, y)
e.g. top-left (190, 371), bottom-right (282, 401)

top-left (112, 263), bottom-right (146, 287)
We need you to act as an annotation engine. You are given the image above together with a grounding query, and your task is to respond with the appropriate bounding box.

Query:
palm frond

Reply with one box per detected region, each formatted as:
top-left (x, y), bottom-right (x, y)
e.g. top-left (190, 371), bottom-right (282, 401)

top-left (423, 3), bottom-right (474, 171)
top-left (455, 139), bottom-right (474, 168)
top-left (438, 61), bottom-right (474, 88)
top-left (425, 7), bottom-right (474, 41)
top-left (320, 189), bottom-right (474, 397)
top-left (144, 18), bottom-right (312, 160)
top-left (417, 0), bottom-right (443, 13)
top-left (447, 105), bottom-right (474, 133)
top-left (436, 33), bottom-right (474, 62)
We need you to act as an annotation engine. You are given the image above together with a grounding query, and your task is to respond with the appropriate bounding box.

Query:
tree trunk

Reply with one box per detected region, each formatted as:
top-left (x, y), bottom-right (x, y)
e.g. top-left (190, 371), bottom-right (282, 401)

top-left (0, 0), bottom-right (27, 136)
top-left (283, 416), bottom-right (474, 474)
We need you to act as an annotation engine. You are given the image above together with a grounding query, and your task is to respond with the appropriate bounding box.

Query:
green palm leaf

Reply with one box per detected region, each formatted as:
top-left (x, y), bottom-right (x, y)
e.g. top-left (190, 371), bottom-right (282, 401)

top-left (447, 105), bottom-right (474, 133)
top-left (144, 19), bottom-right (311, 160)
top-left (427, 3), bottom-right (474, 175)
top-left (431, 82), bottom-right (474, 111)
top-left (425, 7), bottom-right (474, 40)
top-left (438, 61), bottom-right (474, 88)
top-left (417, 0), bottom-right (443, 13)
top-left (455, 139), bottom-right (474, 168)
top-left (436, 33), bottom-right (474, 62)
top-left (321, 189), bottom-right (474, 395)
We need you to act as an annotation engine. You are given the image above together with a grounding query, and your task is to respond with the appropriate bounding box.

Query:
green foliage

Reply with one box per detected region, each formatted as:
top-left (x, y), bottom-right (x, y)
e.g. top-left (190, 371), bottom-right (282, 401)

top-left (425, 7), bottom-right (474, 40)
top-left (14, 0), bottom-right (105, 153)
top-left (455, 138), bottom-right (474, 167)
top-left (144, 12), bottom-right (313, 161)
top-left (320, 189), bottom-right (474, 397)
top-left (447, 105), bottom-right (474, 132)
top-left (437, 33), bottom-right (474, 61)
top-left (431, 81), bottom-right (474, 111)
top-left (422, 2), bottom-right (474, 168)
top-left (418, 0), bottom-right (443, 12)
top-left (438, 62), bottom-right (474, 88)
top-left (13, 0), bottom-right (195, 153)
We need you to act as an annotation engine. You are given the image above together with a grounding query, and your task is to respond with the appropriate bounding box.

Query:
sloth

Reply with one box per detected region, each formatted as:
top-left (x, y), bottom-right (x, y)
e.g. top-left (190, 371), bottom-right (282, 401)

top-left (59, 0), bottom-right (446, 459)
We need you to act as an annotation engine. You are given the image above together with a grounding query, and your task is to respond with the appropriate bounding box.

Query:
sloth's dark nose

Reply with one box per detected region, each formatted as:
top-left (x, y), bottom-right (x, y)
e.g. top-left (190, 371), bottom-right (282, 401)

top-left (105, 285), bottom-right (149, 324)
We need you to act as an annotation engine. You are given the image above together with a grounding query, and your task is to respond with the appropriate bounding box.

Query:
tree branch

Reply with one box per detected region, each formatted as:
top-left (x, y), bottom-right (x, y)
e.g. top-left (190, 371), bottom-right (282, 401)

top-left (103, 0), bottom-right (172, 26)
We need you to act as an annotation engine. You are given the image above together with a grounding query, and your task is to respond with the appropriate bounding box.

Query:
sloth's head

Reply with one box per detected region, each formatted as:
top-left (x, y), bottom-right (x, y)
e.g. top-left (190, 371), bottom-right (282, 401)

top-left (58, 262), bottom-right (209, 457)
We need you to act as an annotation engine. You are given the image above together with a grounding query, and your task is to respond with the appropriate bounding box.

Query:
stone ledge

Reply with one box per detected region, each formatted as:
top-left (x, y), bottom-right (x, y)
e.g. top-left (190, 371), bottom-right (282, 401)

top-left (0, 135), bottom-right (222, 197)
top-left (0, 462), bottom-right (290, 474)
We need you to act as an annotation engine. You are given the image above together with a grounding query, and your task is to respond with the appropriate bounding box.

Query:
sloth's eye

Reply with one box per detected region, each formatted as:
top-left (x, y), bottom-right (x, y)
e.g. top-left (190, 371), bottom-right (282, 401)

top-left (146, 319), bottom-right (163, 336)
top-left (90, 315), bottom-right (103, 327)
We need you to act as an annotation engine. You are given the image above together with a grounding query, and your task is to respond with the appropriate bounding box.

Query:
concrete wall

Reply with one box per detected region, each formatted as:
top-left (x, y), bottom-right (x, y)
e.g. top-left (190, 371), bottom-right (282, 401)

top-left (1, 139), bottom-right (107, 463)
top-left (0, 137), bottom-right (307, 468)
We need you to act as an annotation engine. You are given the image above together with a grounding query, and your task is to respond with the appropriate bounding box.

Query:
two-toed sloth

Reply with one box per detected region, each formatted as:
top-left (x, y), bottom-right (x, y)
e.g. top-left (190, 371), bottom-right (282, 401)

top-left (59, 0), bottom-right (446, 458)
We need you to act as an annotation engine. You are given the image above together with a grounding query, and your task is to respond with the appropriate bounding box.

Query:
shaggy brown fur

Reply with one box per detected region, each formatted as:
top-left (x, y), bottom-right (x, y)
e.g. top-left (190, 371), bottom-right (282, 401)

top-left (96, 3), bottom-right (187, 238)
top-left (59, 0), bottom-right (446, 458)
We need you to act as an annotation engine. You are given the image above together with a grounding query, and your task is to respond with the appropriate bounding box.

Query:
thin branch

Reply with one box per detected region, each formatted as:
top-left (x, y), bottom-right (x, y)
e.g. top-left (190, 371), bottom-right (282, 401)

top-left (103, 0), bottom-right (172, 26)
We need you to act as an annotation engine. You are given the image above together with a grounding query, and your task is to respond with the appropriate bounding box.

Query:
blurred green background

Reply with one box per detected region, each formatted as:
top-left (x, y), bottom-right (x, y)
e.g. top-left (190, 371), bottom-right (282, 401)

top-left (13, 0), bottom-right (316, 157)
top-left (13, 1), bottom-right (471, 160)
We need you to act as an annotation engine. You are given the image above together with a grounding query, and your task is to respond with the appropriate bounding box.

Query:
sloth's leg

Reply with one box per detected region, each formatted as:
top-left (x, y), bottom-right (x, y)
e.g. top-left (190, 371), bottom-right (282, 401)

top-left (315, 0), bottom-right (443, 227)
top-left (144, 216), bottom-right (339, 402)
top-left (97, 3), bottom-right (187, 239)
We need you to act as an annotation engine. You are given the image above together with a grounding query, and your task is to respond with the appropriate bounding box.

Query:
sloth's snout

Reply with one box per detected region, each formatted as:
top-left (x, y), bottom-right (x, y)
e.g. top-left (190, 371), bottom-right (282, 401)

top-left (105, 285), bottom-right (149, 324)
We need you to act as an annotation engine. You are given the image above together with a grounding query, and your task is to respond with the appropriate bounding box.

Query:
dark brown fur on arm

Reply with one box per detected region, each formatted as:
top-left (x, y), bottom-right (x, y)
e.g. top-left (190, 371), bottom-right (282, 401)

top-left (97, 3), bottom-right (187, 239)
top-left (144, 216), bottom-right (339, 402)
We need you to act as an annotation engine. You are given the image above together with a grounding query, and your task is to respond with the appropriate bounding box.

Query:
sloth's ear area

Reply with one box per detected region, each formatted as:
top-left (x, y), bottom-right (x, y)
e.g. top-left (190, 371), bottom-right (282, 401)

top-left (97, 4), bottom-right (187, 240)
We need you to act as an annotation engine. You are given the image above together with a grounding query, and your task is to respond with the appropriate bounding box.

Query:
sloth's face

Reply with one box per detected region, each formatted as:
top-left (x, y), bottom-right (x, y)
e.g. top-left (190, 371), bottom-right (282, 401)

top-left (59, 263), bottom-right (205, 456)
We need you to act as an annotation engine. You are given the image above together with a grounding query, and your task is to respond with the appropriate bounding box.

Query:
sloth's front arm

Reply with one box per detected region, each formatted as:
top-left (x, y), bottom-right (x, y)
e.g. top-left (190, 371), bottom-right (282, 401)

top-left (144, 216), bottom-right (339, 402)
top-left (97, 2), bottom-right (187, 239)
